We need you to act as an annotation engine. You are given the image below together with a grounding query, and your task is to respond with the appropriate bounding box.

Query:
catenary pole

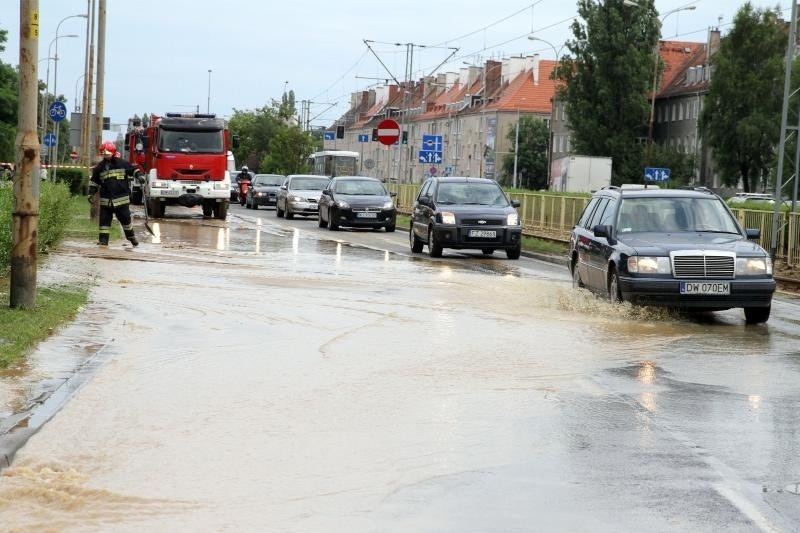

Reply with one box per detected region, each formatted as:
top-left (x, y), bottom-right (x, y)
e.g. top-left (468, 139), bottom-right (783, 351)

top-left (11, 0), bottom-right (40, 309)
top-left (93, 0), bottom-right (106, 154)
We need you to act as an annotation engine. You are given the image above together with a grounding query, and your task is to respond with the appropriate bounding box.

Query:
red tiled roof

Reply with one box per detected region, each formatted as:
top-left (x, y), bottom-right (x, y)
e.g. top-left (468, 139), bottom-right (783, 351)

top-left (487, 60), bottom-right (559, 114)
top-left (656, 41), bottom-right (705, 96)
top-left (659, 45), bottom-right (709, 97)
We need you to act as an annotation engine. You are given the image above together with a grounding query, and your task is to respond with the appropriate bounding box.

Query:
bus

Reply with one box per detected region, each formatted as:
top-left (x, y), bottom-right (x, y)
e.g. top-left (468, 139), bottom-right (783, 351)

top-left (308, 150), bottom-right (360, 177)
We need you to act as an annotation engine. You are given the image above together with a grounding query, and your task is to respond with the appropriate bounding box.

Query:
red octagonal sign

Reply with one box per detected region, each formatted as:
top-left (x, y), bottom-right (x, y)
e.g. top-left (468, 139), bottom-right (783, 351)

top-left (376, 119), bottom-right (400, 146)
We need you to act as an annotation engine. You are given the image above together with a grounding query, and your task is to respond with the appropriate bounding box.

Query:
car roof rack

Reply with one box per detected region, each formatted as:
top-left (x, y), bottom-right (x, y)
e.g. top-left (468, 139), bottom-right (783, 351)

top-left (599, 185), bottom-right (620, 191)
top-left (680, 186), bottom-right (715, 195)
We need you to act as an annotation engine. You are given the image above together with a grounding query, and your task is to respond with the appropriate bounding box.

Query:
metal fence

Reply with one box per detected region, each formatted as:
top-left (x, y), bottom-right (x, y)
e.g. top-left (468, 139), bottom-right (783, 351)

top-left (387, 183), bottom-right (800, 267)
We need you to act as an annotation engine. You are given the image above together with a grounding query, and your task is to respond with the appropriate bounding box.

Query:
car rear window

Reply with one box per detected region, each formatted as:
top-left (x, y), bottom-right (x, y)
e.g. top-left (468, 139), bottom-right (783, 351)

top-left (291, 177), bottom-right (329, 190)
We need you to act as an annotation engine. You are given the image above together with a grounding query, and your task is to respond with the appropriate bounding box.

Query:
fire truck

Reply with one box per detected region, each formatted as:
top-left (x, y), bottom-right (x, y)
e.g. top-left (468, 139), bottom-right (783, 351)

top-left (125, 112), bottom-right (236, 219)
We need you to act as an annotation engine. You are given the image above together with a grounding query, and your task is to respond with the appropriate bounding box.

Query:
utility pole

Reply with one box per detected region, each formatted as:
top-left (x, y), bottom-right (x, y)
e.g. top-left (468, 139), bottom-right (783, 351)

top-left (771, 0), bottom-right (798, 260)
top-left (82, 0), bottom-right (97, 216)
top-left (11, 0), bottom-right (40, 309)
top-left (93, 0), bottom-right (106, 154)
top-left (513, 109), bottom-right (520, 189)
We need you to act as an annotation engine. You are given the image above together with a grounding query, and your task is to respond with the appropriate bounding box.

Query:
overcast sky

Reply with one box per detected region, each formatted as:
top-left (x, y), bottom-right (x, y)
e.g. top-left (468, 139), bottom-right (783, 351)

top-left (0, 0), bottom-right (791, 134)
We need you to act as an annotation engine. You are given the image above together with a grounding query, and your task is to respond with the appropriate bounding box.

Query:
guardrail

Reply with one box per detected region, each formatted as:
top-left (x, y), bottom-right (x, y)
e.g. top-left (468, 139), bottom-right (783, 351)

top-left (386, 183), bottom-right (800, 267)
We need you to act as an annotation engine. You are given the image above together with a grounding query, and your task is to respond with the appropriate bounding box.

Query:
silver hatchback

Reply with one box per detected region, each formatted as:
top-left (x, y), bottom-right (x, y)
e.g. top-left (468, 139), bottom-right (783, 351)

top-left (275, 175), bottom-right (330, 219)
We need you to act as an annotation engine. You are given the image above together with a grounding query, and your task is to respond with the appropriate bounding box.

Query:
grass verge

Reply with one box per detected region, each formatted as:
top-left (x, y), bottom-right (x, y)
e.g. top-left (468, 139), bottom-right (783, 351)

top-left (0, 195), bottom-right (103, 368)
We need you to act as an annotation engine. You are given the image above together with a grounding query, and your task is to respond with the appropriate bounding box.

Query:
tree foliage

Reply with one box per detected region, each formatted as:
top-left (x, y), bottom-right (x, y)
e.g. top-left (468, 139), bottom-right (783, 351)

top-left (228, 91), bottom-right (313, 173)
top-left (501, 116), bottom-right (550, 190)
top-left (556, 0), bottom-right (659, 185)
top-left (0, 28), bottom-right (18, 161)
top-left (701, 4), bottom-right (787, 192)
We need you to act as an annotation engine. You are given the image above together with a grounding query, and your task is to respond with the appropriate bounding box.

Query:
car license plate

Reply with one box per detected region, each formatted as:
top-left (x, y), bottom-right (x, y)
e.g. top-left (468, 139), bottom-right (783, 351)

top-left (469, 229), bottom-right (496, 238)
top-left (159, 189), bottom-right (179, 197)
top-left (680, 281), bottom-right (730, 295)
top-left (357, 212), bottom-right (378, 218)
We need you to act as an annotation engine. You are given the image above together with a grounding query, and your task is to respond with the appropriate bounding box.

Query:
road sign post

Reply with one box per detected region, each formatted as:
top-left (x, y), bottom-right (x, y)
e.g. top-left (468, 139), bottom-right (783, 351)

top-left (48, 101), bottom-right (68, 180)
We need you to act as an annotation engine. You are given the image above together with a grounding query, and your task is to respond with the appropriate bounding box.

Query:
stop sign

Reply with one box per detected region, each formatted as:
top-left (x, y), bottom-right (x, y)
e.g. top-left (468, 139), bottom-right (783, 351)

top-left (69, 150), bottom-right (78, 161)
top-left (376, 119), bottom-right (400, 146)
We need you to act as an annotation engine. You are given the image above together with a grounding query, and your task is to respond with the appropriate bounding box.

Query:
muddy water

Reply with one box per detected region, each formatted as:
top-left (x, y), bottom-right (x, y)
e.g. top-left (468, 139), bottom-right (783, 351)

top-left (1, 212), bottom-right (800, 531)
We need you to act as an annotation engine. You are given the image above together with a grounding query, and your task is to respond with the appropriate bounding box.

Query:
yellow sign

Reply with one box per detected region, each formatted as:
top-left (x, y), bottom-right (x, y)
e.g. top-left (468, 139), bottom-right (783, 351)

top-left (30, 11), bottom-right (39, 38)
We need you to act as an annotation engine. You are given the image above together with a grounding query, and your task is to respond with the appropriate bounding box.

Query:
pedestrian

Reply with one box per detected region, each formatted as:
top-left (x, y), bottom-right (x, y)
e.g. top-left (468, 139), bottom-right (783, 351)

top-left (88, 141), bottom-right (139, 247)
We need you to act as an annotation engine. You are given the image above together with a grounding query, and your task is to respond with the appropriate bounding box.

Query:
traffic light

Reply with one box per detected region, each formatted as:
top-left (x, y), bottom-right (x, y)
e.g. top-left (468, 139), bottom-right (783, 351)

top-left (401, 131), bottom-right (408, 144)
top-left (336, 125), bottom-right (345, 139)
top-left (103, 116), bottom-right (111, 130)
top-left (372, 128), bottom-right (378, 141)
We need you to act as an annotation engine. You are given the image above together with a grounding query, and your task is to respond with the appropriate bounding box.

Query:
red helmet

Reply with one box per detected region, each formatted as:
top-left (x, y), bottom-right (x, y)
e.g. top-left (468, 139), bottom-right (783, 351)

top-left (100, 141), bottom-right (117, 156)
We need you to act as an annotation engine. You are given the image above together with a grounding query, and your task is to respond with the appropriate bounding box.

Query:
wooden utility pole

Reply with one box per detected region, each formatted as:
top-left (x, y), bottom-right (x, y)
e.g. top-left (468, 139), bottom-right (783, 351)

top-left (81, 0), bottom-right (97, 218)
top-left (11, 0), bottom-right (41, 309)
top-left (93, 0), bottom-right (105, 152)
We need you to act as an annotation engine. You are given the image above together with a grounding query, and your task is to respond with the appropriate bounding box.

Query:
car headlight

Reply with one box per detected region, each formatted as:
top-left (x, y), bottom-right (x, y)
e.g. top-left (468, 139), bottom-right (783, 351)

top-left (507, 213), bottom-right (519, 226)
top-left (289, 195), bottom-right (304, 202)
top-left (213, 182), bottom-right (228, 190)
top-left (440, 211), bottom-right (456, 225)
top-left (336, 200), bottom-right (350, 209)
top-left (627, 256), bottom-right (671, 274)
top-left (152, 181), bottom-right (169, 189)
top-left (737, 256), bottom-right (772, 276)
top-left (256, 192), bottom-right (265, 197)
top-left (382, 200), bottom-right (394, 209)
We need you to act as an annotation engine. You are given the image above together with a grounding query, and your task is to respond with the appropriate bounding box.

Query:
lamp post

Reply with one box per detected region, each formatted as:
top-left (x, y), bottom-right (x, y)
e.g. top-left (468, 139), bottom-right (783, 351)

top-left (513, 108), bottom-right (520, 188)
top-left (40, 34), bottom-right (77, 143)
top-left (207, 69), bottom-right (212, 113)
top-left (74, 73), bottom-right (85, 111)
top-left (646, 5), bottom-right (697, 163)
top-left (528, 35), bottom-right (566, 189)
top-left (37, 56), bottom-right (54, 135)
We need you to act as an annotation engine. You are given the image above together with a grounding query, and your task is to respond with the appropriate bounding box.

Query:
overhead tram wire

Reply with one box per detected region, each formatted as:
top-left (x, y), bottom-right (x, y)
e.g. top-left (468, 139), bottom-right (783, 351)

top-left (309, 49), bottom-right (370, 102)
top-left (428, 1), bottom-right (545, 48)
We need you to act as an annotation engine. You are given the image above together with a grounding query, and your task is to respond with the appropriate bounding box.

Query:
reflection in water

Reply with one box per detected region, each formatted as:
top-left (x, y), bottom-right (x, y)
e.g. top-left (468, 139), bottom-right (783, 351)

top-left (640, 391), bottom-right (657, 412)
top-left (292, 229), bottom-right (300, 254)
top-left (255, 226), bottom-right (261, 254)
top-left (216, 228), bottom-right (225, 251)
top-left (335, 242), bottom-right (342, 265)
top-left (438, 264), bottom-right (454, 279)
top-left (748, 395), bottom-right (761, 410)
top-left (384, 250), bottom-right (390, 263)
top-left (150, 222), bottom-right (162, 244)
top-left (637, 361), bottom-right (656, 385)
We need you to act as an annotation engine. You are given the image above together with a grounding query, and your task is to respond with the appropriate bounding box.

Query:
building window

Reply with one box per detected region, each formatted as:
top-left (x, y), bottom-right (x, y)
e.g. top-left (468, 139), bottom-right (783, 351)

top-left (566, 135), bottom-right (571, 152)
top-left (671, 104), bottom-right (676, 122)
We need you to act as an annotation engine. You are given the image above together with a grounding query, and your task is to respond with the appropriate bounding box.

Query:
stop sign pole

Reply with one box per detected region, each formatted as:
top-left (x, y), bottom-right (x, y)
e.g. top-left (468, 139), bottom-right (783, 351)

top-left (377, 119), bottom-right (400, 181)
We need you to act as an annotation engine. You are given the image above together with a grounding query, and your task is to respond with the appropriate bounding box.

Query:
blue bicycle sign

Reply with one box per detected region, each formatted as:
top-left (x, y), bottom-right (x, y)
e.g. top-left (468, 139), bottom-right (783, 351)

top-left (48, 101), bottom-right (67, 122)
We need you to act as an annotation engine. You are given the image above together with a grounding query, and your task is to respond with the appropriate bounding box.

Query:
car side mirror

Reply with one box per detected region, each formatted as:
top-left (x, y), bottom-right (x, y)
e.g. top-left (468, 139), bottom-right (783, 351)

top-left (322, 189), bottom-right (332, 196)
top-left (418, 195), bottom-right (430, 206)
top-left (593, 224), bottom-right (612, 239)
top-left (390, 191), bottom-right (397, 197)
top-left (280, 185), bottom-right (287, 190)
top-left (511, 199), bottom-right (521, 208)
top-left (745, 228), bottom-right (761, 240)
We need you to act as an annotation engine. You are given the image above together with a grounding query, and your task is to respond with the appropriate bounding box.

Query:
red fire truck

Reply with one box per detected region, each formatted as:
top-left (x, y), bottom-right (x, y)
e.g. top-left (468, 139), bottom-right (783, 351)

top-left (125, 112), bottom-right (236, 219)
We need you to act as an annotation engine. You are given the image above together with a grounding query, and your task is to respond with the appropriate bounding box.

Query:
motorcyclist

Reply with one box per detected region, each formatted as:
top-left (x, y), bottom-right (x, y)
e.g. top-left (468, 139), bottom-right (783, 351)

top-left (88, 141), bottom-right (139, 247)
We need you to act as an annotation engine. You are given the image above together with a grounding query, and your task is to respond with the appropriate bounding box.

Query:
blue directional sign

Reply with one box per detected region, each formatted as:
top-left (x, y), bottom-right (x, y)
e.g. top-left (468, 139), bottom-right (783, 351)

top-left (418, 151), bottom-right (443, 164)
top-left (644, 167), bottom-right (671, 182)
top-left (43, 132), bottom-right (57, 147)
top-left (358, 134), bottom-right (369, 143)
top-left (324, 131), bottom-right (335, 141)
top-left (48, 101), bottom-right (67, 122)
top-left (421, 134), bottom-right (443, 153)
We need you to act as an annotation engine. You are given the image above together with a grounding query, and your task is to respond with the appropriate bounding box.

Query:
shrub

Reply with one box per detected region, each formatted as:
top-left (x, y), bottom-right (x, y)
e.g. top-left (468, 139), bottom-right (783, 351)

top-left (0, 182), bottom-right (72, 272)
top-left (54, 168), bottom-right (87, 195)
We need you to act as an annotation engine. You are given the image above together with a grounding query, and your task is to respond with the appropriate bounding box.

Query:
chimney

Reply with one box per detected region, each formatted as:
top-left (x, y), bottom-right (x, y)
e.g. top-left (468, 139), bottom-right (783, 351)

top-left (708, 29), bottom-right (721, 60)
top-left (532, 54), bottom-right (540, 85)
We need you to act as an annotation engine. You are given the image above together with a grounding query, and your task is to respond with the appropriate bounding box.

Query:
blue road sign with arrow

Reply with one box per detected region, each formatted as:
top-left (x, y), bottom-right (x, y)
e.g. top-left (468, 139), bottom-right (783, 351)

top-left (358, 134), bottom-right (369, 142)
top-left (418, 151), bottom-right (442, 164)
top-left (324, 131), bottom-right (335, 141)
top-left (421, 134), bottom-right (443, 153)
top-left (48, 101), bottom-right (67, 122)
top-left (644, 167), bottom-right (671, 182)
top-left (44, 132), bottom-right (57, 147)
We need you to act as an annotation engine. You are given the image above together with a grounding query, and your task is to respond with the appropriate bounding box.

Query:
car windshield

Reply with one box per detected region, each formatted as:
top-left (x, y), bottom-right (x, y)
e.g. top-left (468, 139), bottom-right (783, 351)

top-left (290, 177), bottom-right (329, 190)
top-left (334, 180), bottom-right (386, 195)
top-left (254, 175), bottom-right (284, 186)
top-left (617, 197), bottom-right (741, 234)
top-left (434, 182), bottom-right (509, 206)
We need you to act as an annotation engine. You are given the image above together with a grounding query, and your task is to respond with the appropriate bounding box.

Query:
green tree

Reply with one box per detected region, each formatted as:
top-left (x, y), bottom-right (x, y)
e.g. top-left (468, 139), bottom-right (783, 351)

top-left (259, 126), bottom-right (315, 175)
top-left (0, 28), bottom-right (19, 162)
top-left (557, 0), bottom-right (659, 185)
top-left (701, 4), bottom-right (786, 192)
top-left (646, 144), bottom-right (695, 188)
top-left (501, 116), bottom-right (550, 190)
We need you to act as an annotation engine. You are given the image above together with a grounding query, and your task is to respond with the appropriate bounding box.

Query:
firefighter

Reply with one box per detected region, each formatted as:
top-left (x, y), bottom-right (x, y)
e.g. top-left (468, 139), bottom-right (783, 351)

top-left (88, 141), bottom-right (139, 247)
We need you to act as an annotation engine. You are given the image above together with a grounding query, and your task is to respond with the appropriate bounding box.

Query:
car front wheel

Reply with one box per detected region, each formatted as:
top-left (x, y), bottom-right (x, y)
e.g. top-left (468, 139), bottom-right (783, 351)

top-left (318, 208), bottom-right (327, 228)
top-left (410, 227), bottom-right (423, 253)
top-left (608, 267), bottom-right (622, 303)
top-left (428, 228), bottom-right (442, 258)
top-left (506, 243), bottom-right (521, 260)
top-left (572, 259), bottom-right (584, 288)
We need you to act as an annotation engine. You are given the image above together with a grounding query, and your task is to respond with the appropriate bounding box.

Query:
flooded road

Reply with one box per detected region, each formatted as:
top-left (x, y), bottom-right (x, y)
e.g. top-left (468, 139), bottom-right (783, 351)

top-left (2, 205), bottom-right (800, 531)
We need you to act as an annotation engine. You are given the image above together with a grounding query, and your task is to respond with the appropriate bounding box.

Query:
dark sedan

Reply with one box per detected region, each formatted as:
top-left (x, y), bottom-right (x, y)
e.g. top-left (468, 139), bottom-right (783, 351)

top-left (568, 186), bottom-right (776, 323)
top-left (318, 176), bottom-right (397, 232)
top-left (246, 174), bottom-right (285, 209)
top-left (409, 177), bottom-right (522, 259)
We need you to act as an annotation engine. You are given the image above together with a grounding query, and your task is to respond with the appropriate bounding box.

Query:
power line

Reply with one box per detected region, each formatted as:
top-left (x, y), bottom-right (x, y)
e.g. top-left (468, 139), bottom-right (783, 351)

top-left (429, 1), bottom-right (544, 48)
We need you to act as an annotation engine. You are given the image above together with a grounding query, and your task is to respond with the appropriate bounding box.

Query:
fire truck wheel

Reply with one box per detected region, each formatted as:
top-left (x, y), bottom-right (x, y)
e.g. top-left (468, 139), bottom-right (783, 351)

top-left (214, 201), bottom-right (228, 220)
top-left (148, 198), bottom-right (164, 218)
top-left (202, 203), bottom-right (213, 217)
top-left (130, 190), bottom-right (143, 205)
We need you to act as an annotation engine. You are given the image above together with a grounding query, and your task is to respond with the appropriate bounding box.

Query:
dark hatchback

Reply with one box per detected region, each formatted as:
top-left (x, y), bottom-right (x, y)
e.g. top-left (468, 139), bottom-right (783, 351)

top-left (246, 173), bottom-right (285, 209)
top-left (409, 177), bottom-right (522, 259)
top-left (318, 176), bottom-right (397, 232)
top-left (568, 186), bottom-right (776, 323)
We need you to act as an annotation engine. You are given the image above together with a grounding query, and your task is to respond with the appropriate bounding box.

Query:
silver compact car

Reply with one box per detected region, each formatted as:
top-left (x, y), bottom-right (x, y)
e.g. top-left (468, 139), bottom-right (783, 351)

top-left (275, 175), bottom-right (330, 219)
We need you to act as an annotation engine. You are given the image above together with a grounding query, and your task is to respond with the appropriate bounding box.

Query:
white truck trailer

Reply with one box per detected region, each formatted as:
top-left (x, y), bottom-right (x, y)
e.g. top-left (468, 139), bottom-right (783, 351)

top-left (549, 155), bottom-right (612, 193)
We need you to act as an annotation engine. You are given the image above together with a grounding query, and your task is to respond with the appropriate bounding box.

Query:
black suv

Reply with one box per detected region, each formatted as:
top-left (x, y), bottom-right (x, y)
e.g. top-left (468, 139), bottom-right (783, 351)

top-left (409, 177), bottom-right (522, 259)
top-left (568, 186), bottom-right (776, 323)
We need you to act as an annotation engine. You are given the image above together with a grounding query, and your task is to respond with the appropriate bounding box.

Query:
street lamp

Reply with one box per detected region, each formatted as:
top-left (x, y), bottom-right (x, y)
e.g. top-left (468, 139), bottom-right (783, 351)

top-left (207, 69), bottom-right (212, 113)
top-left (40, 34), bottom-right (77, 141)
top-left (74, 73), bottom-right (85, 111)
top-left (647, 5), bottom-right (697, 162)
